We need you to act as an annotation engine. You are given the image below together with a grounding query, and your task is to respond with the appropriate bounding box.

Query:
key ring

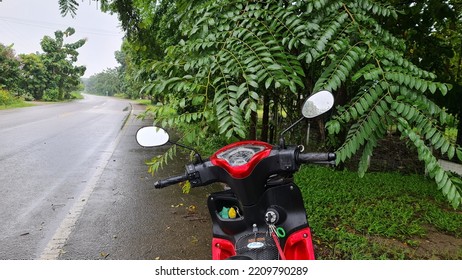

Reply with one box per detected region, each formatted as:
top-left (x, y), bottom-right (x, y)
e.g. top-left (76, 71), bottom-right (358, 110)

top-left (276, 227), bottom-right (286, 238)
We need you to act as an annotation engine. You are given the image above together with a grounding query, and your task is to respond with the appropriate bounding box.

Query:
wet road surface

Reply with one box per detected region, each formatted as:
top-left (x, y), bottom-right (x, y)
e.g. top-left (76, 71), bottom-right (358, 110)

top-left (57, 104), bottom-right (220, 260)
top-left (0, 95), bottom-right (218, 259)
top-left (0, 94), bottom-right (130, 259)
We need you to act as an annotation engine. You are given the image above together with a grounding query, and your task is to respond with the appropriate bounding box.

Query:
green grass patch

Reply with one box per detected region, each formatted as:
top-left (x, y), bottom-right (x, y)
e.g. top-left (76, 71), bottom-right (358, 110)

top-left (135, 99), bottom-right (152, 106)
top-left (70, 91), bottom-right (84, 100)
top-left (1, 89), bottom-right (33, 110)
top-left (295, 166), bottom-right (462, 259)
top-left (1, 101), bottom-right (35, 110)
top-left (112, 94), bottom-right (152, 106)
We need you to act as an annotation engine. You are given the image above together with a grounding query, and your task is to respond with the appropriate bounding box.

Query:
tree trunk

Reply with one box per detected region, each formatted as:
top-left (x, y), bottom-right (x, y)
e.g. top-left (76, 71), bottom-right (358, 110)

top-left (249, 110), bottom-right (258, 140)
top-left (269, 96), bottom-right (278, 144)
top-left (456, 39), bottom-right (462, 83)
top-left (317, 118), bottom-right (326, 143)
top-left (457, 116), bottom-right (462, 148)
top-left (260, 90), bottom-right (270, 142)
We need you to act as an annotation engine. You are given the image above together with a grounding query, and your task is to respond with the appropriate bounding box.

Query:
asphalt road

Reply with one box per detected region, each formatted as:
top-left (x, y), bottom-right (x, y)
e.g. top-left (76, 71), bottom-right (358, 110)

top-left (0, 94), bottom-right (131, 259)
top-left (0, 94), bottom-right (217, 260)
top-left (57, 102), bottom-right (219, 260)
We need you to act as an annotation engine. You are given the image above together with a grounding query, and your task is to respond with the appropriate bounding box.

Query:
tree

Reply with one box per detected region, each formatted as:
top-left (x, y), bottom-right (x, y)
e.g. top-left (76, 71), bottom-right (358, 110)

top-left (129, 0), bottom-right (462, 208)
top-left (380, 0), bottom-right (462, 146)
top-left (60, 1), bottom-right (462, 208)
top-left (85, 67), bottom-right (122, 96)
top-left (1, 29), bottom-right (85, 101)
top-left (18, 53), bottom-right (48, 100)
top-left (0, 43), bottom-right (20, 92)
top-left (40, 27), bottom-right (86, 100)
top-left (113, 47), bottom-right (144, 99)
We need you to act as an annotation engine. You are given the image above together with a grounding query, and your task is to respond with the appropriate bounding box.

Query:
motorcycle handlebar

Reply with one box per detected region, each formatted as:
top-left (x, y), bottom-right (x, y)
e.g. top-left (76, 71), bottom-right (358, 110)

top-left (153, 151), bottom-right (336, 189)
top-left (154, 174), bottom-right (188, 189)
top-left (297, 152), bottom-right (336, 164)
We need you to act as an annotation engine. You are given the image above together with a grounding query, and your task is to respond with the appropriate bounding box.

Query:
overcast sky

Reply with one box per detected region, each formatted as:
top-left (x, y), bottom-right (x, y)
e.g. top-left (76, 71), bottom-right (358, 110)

top-left (0, 0), bottom-right (124, 77)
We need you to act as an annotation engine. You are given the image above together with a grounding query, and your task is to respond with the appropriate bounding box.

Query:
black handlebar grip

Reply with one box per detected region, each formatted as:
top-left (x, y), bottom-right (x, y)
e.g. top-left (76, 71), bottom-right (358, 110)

top-left (297, 152), bottom-right (336, 163)
top-left (154, 174), bottom-right (188, 189)
top-left (329, 153), bottom-right (336, 161)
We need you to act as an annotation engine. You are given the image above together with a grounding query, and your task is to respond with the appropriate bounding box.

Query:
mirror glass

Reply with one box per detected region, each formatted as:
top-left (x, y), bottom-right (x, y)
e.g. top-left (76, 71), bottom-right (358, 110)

top-left (302, 90), bottom-right (334, 118)
top-left (136, 126), bottom-right (170, 147)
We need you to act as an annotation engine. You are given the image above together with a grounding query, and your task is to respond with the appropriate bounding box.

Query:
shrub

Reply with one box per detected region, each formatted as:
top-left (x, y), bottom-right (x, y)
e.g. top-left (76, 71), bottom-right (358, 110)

top-left (0, 89), bottom-right (14, 106)
top-left (42, 88), bottom-right (60, 101)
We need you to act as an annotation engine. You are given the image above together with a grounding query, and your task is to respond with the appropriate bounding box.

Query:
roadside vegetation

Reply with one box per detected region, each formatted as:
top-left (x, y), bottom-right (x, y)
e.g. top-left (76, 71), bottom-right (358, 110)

top-left (0, 28), bottom-right (86, 103)
top-left (0, 89), bottom-right (33, 110)
top-left (74, 0), bottom-right (462, 209)
top-left (296, 166), bottom-right (462, 259)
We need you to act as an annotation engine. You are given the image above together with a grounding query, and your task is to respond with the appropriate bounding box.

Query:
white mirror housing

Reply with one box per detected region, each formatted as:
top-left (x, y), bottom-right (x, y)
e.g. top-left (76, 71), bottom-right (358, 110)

top-left (301, 90), bottom-right (334, 118)
top-left (136, 126), bottom-right (170, 147)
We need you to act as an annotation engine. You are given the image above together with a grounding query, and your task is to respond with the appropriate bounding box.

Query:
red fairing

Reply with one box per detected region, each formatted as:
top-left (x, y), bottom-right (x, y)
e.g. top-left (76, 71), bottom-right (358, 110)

top-left (283, 227), bottom-right (315, 260)
top-left (212, 229), bottom-right (315, 260)
top-left (212, 238), bottom-right (236, 260)
top-left (210, 141), bottom-right (273, 179)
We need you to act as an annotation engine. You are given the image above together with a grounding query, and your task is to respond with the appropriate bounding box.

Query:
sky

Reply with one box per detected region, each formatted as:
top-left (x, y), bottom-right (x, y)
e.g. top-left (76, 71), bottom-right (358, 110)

top-left (0, 0), bottom-right (124, 77)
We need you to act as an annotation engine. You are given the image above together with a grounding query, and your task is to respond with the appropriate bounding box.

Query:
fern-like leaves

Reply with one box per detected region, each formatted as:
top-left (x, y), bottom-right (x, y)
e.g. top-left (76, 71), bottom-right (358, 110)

top-left (316, 1), bottom-right (462, 208)
top-left (138, 0), bottom-right (462, 208)
top-left (58, 0), bottom-right (79, 17)
top-left (144, 0), bottom-right (306, 139)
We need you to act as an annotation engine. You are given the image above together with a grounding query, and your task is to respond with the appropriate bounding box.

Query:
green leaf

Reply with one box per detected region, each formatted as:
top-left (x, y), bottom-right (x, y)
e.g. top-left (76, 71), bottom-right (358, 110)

top-left (435, 136), bottom-right (445, 150)
top-left (349, 107), bottom-right (358, 119)
top-left (431, 132), bottom-right (441, 146)
top-left (396, 103), bottom-right (405, 114)
top-left (457, 149), bottom-right (462, 162)
top-left (248, 80), bottom-right (259, 88)
top-left (268, 64), bottom-right (283, 70)
top-left (425, 127), bottom-right (437, 140)
top-left (355, 102), bottom-right (364, 115)
top-left (228, 85), bottom-right (238, 92)
top-left (442, 177), bottom-right (451, 195)
top-left (450, 193), bottom-right (460, 209)
top-left (441, 141), bottom-right (450, 155)
top-left (448, 146), bottom-right (455, 160)
top-left (439, 83), bottom-right (448, 95)
top-left (265, 77), bottom-right (273, 89)
top-left (429, 83), bottom-right (437, 94)
top-left (448, 184), bottom-right (456, 202)
top-left (327, 120), bottom-right (341, 135)
top-left (249, 91), bottom-right (259, 100)
top-left (435, 168), bottom-right (444, 184)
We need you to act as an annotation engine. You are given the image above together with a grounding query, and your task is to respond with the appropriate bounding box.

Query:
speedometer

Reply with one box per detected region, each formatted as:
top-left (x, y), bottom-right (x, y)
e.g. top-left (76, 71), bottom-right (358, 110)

top-left (216, 145), bottom-right (266, 166)
top-left (210, 141), bottom-right (273, 179)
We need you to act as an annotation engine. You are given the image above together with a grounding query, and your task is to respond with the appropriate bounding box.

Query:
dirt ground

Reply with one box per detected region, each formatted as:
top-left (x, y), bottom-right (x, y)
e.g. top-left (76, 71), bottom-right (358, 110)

top-left (369, 226), bottom-right (462, 259)
top-left (339, 134), bottom-right (462, 259)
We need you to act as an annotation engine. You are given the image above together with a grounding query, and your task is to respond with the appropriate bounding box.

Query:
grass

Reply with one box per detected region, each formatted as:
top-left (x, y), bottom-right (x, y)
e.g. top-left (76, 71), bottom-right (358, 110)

top-left (295, 166), bottom-right (462, 259)
top-left (135, 99), bottom-right (152, 106)
top-left (70, 91), bottom-right (84, 99)
top-left (0, 100), bottom-right (35, 110)
top-left (112, 93), bottom-right (152, 106)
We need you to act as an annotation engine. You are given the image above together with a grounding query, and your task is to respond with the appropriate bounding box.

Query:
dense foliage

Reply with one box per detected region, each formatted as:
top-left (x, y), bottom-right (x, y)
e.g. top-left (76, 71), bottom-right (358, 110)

top-left (0, 44), bottom-right (20, 92)
top-left (84, 68), bottom-right (122, 96)
top-left (60, 0), bottom-right (462, 208)
top-left (0, 28), bottom-right (86, 101)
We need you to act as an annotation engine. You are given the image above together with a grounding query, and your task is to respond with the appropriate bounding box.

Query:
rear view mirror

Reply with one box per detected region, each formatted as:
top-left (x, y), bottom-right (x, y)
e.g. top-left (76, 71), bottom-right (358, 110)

top-left (136, 126), bottom-right (170, 147)
top-left (302, 90), bottom-right (334, 118)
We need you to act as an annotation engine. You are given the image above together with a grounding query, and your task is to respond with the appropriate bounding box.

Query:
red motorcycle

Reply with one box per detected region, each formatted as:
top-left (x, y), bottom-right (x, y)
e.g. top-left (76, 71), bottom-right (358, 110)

top-left (136, 90), bottom-right (335, 260)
